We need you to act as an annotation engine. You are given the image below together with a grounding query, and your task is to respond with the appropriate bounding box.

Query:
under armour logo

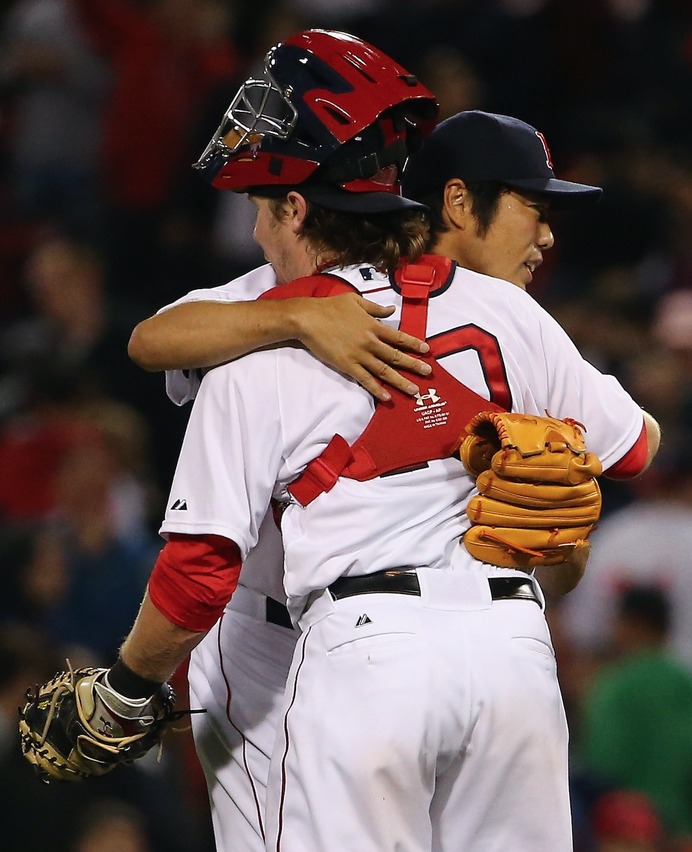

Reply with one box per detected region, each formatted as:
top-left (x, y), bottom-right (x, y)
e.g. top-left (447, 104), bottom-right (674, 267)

top-left (170, 498), bottom-right (188, 510)
top-left (355, 614), bottom-right (372, 627)
top-left (414, 388), bottom-right (440, 406)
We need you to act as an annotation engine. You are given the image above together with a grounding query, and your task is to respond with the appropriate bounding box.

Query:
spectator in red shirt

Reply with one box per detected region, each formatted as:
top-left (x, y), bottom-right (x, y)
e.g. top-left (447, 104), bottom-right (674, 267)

top-left (70, 0), bottom-right (237, 211)
top-left (69, 0), bottom-right (239, 308)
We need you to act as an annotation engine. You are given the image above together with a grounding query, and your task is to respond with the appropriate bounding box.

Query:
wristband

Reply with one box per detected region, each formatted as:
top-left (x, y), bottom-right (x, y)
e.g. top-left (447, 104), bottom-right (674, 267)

top-left (107, 657), bottom-right (163, 701)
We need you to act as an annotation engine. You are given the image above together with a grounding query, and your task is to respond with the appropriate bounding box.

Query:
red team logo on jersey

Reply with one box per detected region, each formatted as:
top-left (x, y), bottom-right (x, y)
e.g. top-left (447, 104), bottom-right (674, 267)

top-left (535, 131), bottom-right (554, 169)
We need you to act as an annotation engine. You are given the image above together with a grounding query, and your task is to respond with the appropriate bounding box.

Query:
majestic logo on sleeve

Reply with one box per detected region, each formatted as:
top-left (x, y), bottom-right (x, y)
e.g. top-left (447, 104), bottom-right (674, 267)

top-left (170, 498), bottom-right (188, 510)
top-left (413, 388), bottom-right (449, 429)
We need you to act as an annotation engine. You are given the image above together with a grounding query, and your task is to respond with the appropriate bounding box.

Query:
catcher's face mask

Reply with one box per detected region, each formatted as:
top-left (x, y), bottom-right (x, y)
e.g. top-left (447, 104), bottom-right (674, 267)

top-left (194, 74), bottom-right (298, 173)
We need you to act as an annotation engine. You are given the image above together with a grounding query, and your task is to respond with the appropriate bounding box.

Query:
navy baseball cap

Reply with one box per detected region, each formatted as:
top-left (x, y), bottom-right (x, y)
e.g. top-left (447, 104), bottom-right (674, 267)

top-left (403, 111), bottom-right (602, 209)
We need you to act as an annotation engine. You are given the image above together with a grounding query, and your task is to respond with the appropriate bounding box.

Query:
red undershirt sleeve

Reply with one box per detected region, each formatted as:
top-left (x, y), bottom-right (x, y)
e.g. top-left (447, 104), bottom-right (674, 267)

top-left (603, 421), bottom-right (649, 479)
top-left (148, 533), bottom-right (242, 632)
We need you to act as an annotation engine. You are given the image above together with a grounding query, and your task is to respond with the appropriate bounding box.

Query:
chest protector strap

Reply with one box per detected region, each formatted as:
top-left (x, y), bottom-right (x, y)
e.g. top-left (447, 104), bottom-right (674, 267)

top-left (266, 257), bottom-right (504, 507)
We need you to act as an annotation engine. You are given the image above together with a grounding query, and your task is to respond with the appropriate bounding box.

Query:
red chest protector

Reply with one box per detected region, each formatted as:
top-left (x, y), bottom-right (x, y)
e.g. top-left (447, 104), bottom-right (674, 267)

top-left (259, 255), bottom-right (505, 506)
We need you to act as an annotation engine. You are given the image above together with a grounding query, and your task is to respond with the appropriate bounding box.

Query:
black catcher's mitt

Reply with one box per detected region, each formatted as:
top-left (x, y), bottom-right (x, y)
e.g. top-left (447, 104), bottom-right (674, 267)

top-left (19, 661), bottom-right (182, 783)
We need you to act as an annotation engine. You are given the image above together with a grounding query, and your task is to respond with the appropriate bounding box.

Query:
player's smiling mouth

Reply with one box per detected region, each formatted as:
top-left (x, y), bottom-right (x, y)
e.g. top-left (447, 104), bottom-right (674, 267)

top-left (524, 257), bottom-right (542, 277)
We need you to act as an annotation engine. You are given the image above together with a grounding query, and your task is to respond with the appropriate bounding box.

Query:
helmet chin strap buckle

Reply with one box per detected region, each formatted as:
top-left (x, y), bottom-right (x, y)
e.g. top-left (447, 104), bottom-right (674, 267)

top-left (322, 137), bottom-right (408, 185)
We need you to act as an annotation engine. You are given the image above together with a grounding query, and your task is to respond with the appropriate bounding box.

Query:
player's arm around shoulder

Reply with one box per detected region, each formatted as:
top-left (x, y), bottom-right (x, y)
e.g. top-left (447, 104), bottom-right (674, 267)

top-left (128, 266), bottom-right (278, 371)
top-left (128, 297), bottom-right (304, 372)
top-left (128, 276), bottom-right (432, 400)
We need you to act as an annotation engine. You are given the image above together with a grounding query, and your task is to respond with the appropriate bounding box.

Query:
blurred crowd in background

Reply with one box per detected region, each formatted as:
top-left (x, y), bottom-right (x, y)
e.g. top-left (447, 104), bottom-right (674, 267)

top-left (1, 0), bottom-right (692, 850)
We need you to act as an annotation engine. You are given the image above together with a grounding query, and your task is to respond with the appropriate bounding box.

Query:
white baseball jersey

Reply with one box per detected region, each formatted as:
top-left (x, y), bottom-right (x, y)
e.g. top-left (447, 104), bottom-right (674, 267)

top-left (161, 262), bottom-right (285, 603)
top-left (162, 263), bottom-right (290, 851)
top-left (160, 259), bottom-right (644, 851)
top-left (160, 260), bottom-right (643, 617)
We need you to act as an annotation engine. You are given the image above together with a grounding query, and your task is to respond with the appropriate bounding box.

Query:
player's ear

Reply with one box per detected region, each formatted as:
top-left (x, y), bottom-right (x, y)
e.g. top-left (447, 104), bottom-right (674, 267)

top-left (442, 179), bottom-right (470, 230)
top-left (286, 191), bottom-right (309, 234)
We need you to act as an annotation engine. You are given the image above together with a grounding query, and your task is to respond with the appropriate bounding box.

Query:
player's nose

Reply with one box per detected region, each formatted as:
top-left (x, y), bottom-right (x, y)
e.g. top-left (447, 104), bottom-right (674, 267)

top-left (537, 222), bottom-right (555, 250)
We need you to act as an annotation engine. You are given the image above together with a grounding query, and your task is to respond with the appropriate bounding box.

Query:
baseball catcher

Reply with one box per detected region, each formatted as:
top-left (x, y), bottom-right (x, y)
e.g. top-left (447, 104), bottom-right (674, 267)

top-left (19, 661), bottom-right (183, 783)
top-left (458, 411), bottom-right (603, 571)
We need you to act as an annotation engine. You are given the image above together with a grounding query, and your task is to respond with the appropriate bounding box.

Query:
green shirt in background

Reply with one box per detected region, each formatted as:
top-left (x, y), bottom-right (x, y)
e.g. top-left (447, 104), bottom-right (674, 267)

top-left (581, 649), bottom-right (692, 834)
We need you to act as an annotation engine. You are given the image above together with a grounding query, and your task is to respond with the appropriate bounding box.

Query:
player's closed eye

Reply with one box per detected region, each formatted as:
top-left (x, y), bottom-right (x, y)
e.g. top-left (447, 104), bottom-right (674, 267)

top-left (524, 202), bottom-right (549, 223)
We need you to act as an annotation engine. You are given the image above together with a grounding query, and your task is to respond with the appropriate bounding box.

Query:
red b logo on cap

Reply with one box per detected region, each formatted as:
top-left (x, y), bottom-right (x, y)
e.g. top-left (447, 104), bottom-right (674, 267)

top-left (535, 131), bottom-right (554, 169)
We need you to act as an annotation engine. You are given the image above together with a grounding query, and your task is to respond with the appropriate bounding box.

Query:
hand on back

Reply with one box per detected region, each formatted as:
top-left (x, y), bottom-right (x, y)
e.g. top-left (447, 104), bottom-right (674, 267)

top-left (294, 292), bottom-right (432, 401)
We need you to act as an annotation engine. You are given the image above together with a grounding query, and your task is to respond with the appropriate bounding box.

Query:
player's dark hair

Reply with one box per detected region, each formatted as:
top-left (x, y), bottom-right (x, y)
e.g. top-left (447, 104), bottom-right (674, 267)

top-left (617, 584), bottom-right (671, 636)
top-left (268, 198), bottom-right (429, 273)
top-left (420, 181), bottom-right (507, 245)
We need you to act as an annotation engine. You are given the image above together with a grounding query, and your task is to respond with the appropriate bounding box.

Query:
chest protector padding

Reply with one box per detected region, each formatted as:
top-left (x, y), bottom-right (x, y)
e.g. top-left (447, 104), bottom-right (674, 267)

top-left (259, 256), bottom-right (504, 506)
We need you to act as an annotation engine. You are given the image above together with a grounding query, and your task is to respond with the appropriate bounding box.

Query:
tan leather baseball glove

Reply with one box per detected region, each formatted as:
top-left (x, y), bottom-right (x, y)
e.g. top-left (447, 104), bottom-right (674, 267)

top-left (458, 411), bottom-right (602, 570)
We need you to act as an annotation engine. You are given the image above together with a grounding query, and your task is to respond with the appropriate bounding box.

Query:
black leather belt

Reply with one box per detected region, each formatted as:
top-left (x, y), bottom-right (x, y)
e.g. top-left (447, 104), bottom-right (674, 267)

top-left (265, 597), bottom-right (294, 629)
top-left (328, 569), bottom-right (540, 606)
top-left (329, 569), bottom-right (420, 600)
top-left (488, 576), bottom-right (541, 604)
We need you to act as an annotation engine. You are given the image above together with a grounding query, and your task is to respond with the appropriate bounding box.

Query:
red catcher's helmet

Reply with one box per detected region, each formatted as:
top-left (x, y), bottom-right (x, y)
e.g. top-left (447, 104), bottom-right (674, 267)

top-left (193, 30), bottom-right (438, 208)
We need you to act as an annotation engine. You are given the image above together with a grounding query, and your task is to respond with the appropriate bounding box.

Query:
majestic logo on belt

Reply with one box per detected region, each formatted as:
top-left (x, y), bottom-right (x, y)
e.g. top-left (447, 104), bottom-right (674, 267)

top-left (414, 388), bottom-right (441, 406)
